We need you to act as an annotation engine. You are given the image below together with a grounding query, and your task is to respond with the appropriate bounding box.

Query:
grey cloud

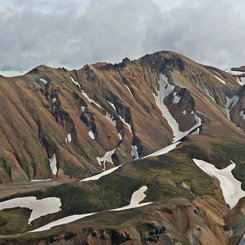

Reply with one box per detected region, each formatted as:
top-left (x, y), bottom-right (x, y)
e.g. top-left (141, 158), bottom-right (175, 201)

top-left (0, 0), bottom-right (244, 73)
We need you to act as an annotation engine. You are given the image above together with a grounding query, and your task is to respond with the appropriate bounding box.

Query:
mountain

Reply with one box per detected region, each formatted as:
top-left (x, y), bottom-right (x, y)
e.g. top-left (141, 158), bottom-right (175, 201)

top-left (0, 51), bottom-right (244, 245)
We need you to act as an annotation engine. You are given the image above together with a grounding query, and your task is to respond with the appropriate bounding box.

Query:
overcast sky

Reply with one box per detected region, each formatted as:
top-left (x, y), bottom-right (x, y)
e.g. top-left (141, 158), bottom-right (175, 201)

top-left (0, 0), bottom-right (245, 76)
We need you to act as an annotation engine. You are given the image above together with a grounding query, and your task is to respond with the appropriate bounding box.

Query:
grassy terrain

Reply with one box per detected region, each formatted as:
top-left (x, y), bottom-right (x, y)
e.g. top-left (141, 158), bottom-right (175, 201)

top-left (0, 135), bottom-right (243, 241)
top-left (0, 157), bottom-right (11, 180)
top-left (0, 209), bottom-right (31, 235)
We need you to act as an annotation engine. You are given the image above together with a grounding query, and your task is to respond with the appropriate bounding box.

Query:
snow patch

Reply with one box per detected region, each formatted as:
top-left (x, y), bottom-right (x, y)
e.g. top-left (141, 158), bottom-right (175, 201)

top-left (226, 69), bottom-right (245, 76)
top-left (30, 186), bottom-right (152, 232)
top-left (131, 145), bottom-right (139, 160)
top-left (118, 133), bottom-right (122, 141)
top-left (82, 92), bottom-right (102, 109)
top-left (52, 98), bottom-right (57, 104)
top-left (142, 141), bottom-right (181, 159)
top-left (110, 186), bottom-right (152, 211)
top-left (30, 213), bottom-right (96, 232)
top-left (70, 76), bottom-right (102, 109)
top-left (193, 159), bottom-right (245, 208)
top-left (107, 101), bottom-right (117, 111)
top-left (88, 131), bottom-right (95, 139)
top-left (237, 77), bottom-right (245, 86)
top-left (0, 196), bottom-right (61, 224)
top-left (182, 182), bottom-right (190, 190)
top-left (105, 112), bottom-right (117, 126)
top-left (97, 149), bottom-right (117, 170)
top-left (40, 78), bottom-right (48, 85)
top-left (214, 75), bottom-right (226, 85)
top-left (49, 154), bottom-right (57, 175)
top-left (225, 69), bottom-right (245, 85)
top-left (118, 115), bottom-right (132, 133)
top-left (203, 84), bottom-right (215, 102)
top-left (182, 110), bottom-right (187, 116)
top-left (226, 95), bottom-right (239, 120)
top-left (31, 179), bottom-right (51, 182)
top-left (240, 111), bottom-right (245, 120)
top-left (70, 76), bottom-right (81, 89)
top-left (154, 74), bottom-right (201, 142)
top-left (65, 133), bottom-right (72, 143)
top-left (173, 92), bottom-right (181, 104)
top-left (124, 84), bottom-right (134, 98)
top-left (81, 166), bottom-right (121, 182)
top-left (81, 106), bottom-right (86, 113)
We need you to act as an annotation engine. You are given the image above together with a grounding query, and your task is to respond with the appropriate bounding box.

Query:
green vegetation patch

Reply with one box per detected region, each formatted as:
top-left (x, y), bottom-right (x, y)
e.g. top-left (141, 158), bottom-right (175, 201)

top-left (62, 161), bottom-right (83, 178)
top-left (0, 208), bottom-right (31, 235)
top-left (0, 157), bottom-right (11, 179)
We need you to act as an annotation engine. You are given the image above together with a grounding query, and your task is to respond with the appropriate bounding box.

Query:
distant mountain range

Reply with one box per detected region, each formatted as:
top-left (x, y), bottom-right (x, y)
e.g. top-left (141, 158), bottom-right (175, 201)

top-left (0, 51), bottom-right (244, 245)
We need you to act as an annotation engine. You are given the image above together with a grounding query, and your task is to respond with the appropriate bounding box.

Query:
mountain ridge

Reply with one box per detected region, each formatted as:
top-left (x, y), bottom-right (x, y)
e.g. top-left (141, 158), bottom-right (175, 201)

top-left (0, 50), bottom-right (244, 244)
top-left (0, 50), bottom-right (244, 183)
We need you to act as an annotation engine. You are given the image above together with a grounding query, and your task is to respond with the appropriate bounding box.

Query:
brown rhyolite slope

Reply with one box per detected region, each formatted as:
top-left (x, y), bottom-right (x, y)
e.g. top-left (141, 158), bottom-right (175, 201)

top-left (0, 51), bottom-right (244, 182)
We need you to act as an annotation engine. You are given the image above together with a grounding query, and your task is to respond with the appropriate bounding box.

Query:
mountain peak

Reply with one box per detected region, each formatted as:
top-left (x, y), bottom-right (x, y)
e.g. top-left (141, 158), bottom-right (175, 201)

top-left (0, 51), bottom-right (244, 245)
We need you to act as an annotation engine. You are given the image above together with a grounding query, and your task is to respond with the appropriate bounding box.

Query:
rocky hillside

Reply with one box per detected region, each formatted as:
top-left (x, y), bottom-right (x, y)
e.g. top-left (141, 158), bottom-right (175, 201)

top-left (0, 51), bottom-right (244, 245)
top-left (0, 51), bottom-right (244, 183)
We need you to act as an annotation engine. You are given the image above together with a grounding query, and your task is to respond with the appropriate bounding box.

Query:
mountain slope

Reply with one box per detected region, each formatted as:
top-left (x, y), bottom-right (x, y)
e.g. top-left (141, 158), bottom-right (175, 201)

top-left (0, 51), bottom-right (243, 183)
top-left (0, 51), bottom-right (244, 244)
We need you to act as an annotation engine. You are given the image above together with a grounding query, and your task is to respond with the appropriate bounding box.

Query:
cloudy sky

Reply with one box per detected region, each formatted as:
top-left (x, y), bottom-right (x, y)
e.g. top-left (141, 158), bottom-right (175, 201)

top-left (0, 0), bottom-right (244, 76)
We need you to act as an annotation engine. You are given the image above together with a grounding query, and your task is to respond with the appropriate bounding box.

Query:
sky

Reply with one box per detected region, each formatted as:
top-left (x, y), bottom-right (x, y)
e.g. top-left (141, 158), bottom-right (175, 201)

top-left (0, 0), bottom-right (245, 76)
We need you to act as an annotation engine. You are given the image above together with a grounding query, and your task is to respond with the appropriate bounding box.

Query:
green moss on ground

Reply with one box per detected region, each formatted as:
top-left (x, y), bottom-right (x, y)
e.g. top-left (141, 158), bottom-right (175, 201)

top-left (0, 209), bottom-right (31, 235)
top-left (0, 157), bottom-right (11, 179)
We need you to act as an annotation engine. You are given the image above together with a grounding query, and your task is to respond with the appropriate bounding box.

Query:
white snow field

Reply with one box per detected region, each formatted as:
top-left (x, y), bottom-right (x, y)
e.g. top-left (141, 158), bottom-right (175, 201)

top-left (31, 179), bottom-right (51, 182)
top-left (82, 91), bottom-right (102, 109)
top-left (30, 186), bottom-right (152, 232)
top-left (107, 100), bottom-right (117, 111)
top-left (154, 74), bottom-right (201, 142)
top-left (80, 166), bottom-right (121, 182)
top-left (142, 141), bottom-right (181, 159)
top-left (70, 76), bottom-right (81, 89)
top-left (49, 154), bottom-right (57, 175)
top-left (131, 145), bottom-right (139, 160)
top-left (71, 76), bottom-right (103, 109)
top-left (88, 130), bottom-right (95, 139)
top-left (110, 186), bottom-right (152, 211)
top-left (124, 84), bottom-right (134, 98)
top-left (105, 112), bottom-right (117, 126)
top-left (40, 78), bottom-right (48, 85)
top-left (30, 213), bottom-right (96, 232)
top-left (118, 115), bottom-right (132, 133)
top-left (237, 76), bottom-right (245, 86)
top-left (173, 92), bottom-right (181, 104)
top-left (225, 69), bottom-right (245, 76)
top-left (193, 159), bottom-right (245, 208)
top-left (0, 196), bottom-right (61, 224)
top-left (65, 133), bottom-right (72, 143)
top-left (213, 75), bottom-right (226, 85)
top-left (96, 148), bottom-right (117, 170)
top-left (226, 95), bottom-right (239, 120)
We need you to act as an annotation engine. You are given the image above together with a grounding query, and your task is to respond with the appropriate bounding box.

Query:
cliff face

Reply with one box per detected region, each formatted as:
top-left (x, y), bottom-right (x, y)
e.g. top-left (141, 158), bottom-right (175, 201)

top-left (0, 51), bottom-right (244, 245)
